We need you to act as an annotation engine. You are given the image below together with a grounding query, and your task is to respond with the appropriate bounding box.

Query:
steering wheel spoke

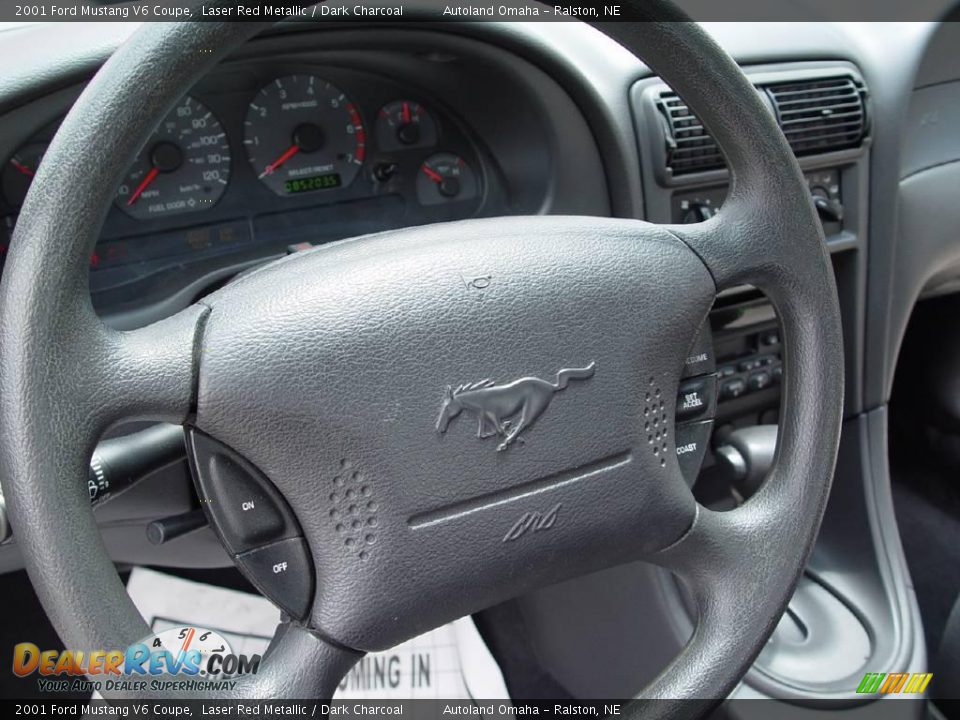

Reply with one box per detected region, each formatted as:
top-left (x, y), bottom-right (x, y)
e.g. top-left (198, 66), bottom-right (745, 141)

top-left (86, 306), bottom-right (208, 429)
top-left (232, 623), bottom-right (362, 699)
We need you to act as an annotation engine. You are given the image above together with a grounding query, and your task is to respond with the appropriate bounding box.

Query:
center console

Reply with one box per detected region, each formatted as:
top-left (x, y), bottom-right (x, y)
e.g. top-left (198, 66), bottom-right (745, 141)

top-left (511, 61), bottom-right (925, 714)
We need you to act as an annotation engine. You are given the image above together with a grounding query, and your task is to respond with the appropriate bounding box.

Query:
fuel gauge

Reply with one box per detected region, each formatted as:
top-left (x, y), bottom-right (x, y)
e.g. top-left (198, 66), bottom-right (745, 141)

top-left (376, 100), bottom-right (438, 151)
top-left (417, 153), bottom-right (478, 206)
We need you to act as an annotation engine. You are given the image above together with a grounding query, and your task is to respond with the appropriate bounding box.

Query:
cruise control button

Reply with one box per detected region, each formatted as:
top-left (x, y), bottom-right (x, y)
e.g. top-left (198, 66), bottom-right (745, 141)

top-left (676, 375), bottom-right (717, 421)
top-left (682, 322), bottom-right (716, 378)
top-left (675, 420), bottom-right (713, 487)
top-left (187, 430), bottom-right (299, 554)
top-left (235, 537), bottom-right (314, 620)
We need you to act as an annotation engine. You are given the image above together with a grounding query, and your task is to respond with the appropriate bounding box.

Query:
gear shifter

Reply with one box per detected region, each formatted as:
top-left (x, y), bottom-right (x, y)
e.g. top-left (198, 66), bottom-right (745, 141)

top-left (715, 424), bottom-right (778, 497)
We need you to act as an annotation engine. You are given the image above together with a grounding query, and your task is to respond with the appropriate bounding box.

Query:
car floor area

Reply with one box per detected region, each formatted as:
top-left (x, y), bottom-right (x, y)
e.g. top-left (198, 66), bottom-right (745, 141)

top-left (891, 437), bottom-right (960, 658)
top-left (890, 293), bottom-right (960, 710)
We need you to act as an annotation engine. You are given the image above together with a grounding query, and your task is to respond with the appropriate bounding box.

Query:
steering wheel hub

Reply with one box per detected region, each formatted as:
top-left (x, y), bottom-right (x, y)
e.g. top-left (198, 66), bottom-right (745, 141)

top-left (192, 216), bottom-right (712, 649)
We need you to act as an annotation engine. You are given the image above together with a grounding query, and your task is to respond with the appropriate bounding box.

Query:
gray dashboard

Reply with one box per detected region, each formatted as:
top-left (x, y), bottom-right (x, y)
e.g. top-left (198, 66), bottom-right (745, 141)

top-left (0, 14), bottom-right (957, 710)
top-left (0, 25), bottom-right (610, 328)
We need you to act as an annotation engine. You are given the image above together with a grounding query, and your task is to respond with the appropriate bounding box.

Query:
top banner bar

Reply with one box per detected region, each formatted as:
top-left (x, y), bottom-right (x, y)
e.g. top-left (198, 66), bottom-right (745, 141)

top-left (1, 0), bottom-right (957, 23)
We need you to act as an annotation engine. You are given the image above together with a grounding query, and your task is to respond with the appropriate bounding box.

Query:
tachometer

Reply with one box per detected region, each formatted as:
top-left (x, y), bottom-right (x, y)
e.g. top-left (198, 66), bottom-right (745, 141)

top-left (117, 96), bottom-right (230, 220)
top-left (244, 75), bottom-right (365, 197)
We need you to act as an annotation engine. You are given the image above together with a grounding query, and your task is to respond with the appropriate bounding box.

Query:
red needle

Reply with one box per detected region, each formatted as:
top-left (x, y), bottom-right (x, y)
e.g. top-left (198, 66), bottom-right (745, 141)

top-left (260, 144), bottom-right (300, 179)
top-left (402, 102), bottom-right (411, 124)
top-left (126, 167), bottom-right (160, 206)
top-left (10, 159), bottom-right (34, 177)
top-left (422, 165), bottom-right (443, 183)
top-left (179, 627), bottom-right (196, 654)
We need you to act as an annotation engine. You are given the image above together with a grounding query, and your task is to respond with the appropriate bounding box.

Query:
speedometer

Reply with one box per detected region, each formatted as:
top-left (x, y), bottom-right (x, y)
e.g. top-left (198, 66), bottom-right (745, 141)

top-left (117, 96), bottom-right (230, 220)
top-left (244, 75), bottom-right (366, 197)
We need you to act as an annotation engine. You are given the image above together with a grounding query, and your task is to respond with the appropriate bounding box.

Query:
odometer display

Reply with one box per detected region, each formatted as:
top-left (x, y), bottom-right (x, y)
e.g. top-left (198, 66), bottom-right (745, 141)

top-left (244, 75), bottom-right (365, 197)
top-left (117, 96), bottom-right (230, 220)
top-left (283, 173), bottom-right (342, 195)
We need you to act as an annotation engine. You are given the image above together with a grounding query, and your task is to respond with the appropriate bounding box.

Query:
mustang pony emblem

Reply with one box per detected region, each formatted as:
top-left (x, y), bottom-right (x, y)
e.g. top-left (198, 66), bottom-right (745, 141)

top-left (435, 363), bottom-right (596, 451)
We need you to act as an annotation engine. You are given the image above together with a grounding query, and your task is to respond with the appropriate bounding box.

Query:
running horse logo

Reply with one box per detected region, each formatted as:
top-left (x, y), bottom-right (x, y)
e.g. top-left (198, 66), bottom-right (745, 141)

top-left (435, 363), bottom-right (596, 452)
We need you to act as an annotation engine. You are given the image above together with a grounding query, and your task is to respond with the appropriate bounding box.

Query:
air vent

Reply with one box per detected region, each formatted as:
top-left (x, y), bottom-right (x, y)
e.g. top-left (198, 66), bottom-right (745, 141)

top-left (656, 93), bottom-right (725, 176)
top-left (766, 76), bottom-right (867, 156)
top-left (653, 74), bottom-right (868, 178)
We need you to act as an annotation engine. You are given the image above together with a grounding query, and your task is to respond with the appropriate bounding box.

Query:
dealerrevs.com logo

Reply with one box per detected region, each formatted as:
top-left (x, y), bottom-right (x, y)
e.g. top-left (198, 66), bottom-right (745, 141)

top-left (13, 626), bottom-right (260, 694)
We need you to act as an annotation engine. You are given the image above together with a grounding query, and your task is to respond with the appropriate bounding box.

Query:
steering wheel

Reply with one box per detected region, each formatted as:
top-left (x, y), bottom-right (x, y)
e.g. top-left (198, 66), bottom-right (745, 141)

top-left (0, 3), bottom-right (843, 714)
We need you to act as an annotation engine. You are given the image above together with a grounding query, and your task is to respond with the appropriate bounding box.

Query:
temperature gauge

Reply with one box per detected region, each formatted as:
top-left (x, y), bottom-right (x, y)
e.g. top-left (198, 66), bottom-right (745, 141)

top-left (416, 153), bottom-right (478, 206)
top-left (376, 100), bottom-right (437, 151)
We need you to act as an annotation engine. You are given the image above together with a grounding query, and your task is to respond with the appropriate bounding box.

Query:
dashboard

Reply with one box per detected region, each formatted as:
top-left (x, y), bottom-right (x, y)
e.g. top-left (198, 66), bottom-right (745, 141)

top-left (1, 61), bottom-right (494, 318)
top-left (0, 28), bottom-right (610, 328)
top-left (0, 14), bottom-right (958, 709)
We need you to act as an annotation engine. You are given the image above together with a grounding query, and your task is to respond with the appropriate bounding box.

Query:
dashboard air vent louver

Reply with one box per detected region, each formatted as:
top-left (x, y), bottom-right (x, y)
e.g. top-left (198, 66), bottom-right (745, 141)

top-left (656, 93), bottom-right (725, 176)
top-left (766, 76), bottom-right (867, 156)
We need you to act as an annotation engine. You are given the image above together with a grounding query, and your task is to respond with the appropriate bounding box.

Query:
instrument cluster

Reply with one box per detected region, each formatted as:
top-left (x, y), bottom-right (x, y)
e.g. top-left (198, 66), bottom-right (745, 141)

top-left (0, 62), bottom-right (490, 311)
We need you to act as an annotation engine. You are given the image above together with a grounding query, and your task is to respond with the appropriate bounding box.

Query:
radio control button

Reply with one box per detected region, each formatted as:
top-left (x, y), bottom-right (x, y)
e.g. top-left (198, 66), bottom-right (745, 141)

top-left (748, 370), bottom-right (772, 392)
top-left (720, 377), bottom-right (747, 400)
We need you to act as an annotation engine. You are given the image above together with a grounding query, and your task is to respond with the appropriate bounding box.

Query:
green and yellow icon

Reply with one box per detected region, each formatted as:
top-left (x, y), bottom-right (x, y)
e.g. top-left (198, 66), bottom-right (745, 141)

top-left (856, 672), bottom-right (932, 694)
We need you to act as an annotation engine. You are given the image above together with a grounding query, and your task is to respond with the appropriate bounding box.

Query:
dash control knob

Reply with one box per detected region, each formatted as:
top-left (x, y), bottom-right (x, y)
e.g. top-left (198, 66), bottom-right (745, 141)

top-left (681, 203), bottom-right (715, 224)
top-left (811, 186), bottom-right (844, 222)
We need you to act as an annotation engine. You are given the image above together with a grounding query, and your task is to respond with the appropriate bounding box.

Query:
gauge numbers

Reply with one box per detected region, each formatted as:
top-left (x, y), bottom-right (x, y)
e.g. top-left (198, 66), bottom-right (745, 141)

top-left (244, 75), bottom-right (366, 197)
top-left (117, 96), bottom-right (230, 220)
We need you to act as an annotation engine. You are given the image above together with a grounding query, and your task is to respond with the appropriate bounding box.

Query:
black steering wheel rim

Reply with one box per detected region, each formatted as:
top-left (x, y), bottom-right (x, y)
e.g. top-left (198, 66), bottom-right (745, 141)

top-left (0, 5), bottom-right (843, 713)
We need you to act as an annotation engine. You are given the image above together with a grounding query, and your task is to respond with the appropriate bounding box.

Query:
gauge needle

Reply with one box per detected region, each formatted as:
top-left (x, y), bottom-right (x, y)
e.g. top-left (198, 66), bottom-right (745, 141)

top-left (179, 627), bottom-right (196, 655)
top-left (422, 165), bottom-right (443, 183)
top-left (10, 159), bottom-right (34, 177)
top-left (402, 102), bottom-right (411, 124)
top-left (260, 144), bottom-right (300, 179)
top-left (126, 167), bottom-right (160, 206)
